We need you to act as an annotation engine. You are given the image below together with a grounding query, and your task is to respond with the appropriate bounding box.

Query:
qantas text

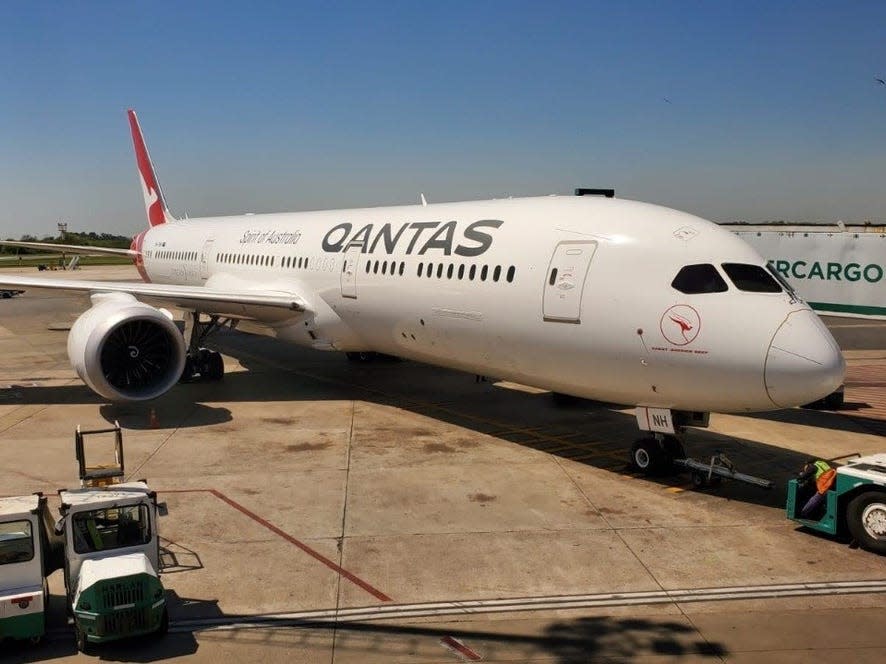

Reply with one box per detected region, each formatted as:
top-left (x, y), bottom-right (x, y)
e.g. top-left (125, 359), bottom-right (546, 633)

top-left (321, 220), bottom-right (503, 256)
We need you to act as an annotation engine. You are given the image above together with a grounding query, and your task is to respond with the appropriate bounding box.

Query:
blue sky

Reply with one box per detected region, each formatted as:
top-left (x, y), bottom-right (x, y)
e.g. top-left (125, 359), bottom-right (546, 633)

top-left (1, 1), bottom-right (885, 237)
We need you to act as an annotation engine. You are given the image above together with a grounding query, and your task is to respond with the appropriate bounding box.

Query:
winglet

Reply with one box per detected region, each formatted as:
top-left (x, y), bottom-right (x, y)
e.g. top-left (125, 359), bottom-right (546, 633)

top-left (127, 109), bottom-right (176, 227)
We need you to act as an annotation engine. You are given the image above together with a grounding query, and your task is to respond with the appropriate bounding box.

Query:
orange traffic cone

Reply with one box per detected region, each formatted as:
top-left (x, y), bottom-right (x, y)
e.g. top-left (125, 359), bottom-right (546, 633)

top-left (149, 408), bottom-right (159, 429)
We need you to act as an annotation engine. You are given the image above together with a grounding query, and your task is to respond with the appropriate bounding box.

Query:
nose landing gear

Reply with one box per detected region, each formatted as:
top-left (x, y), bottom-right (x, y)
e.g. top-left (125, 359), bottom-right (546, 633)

top-left (631, 407), bottom-right (773, 489)
top-left (630, 434), bottom-right (686, 475)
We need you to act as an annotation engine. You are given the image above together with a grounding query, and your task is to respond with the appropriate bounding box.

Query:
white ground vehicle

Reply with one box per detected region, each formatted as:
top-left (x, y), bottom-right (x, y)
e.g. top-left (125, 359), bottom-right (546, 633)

top-left (0, 494), bottom-right (61, 644)
top-left (55, 424), bottom-right (167, 652)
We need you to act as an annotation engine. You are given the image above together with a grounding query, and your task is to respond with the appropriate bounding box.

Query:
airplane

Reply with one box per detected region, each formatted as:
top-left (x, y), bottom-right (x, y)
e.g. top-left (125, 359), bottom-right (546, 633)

top-left (0, 110), bottom-right (846, 474)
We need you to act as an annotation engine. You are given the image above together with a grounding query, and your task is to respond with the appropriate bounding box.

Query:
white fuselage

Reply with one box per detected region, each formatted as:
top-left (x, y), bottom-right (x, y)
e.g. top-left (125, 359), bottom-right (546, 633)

top-left (135, 195), bottom-right (844, 412)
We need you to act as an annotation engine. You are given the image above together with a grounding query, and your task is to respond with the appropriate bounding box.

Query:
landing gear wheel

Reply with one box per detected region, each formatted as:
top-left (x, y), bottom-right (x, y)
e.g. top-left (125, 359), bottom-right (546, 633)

top-left (205, 350), bottom-right (224, 381)
top-left (690, 470), bottom-right (705, 488)
top-left (846, 491), bottom-right (886, 555)
top-left (661, 435), bottom-right (686, 460)
top-left (181, 348), bottom-right (224, 382)
top-left (689, 468), bottom-right (721, 489)
top-left (180, 356), bottom-right (196, 383)
top-left (658, 435), bottom-right (685, 474)
top-left (630, 438), bottom-right (664, 475)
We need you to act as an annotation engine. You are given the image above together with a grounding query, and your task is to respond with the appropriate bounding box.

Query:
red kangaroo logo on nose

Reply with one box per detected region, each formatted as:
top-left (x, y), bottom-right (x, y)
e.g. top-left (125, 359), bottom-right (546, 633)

top-left (670, 314), bottom-right (692, 332)
top-left (669, 314), bottom-right (693, 342)
top-left (660, 305), bottom-right (701, 346)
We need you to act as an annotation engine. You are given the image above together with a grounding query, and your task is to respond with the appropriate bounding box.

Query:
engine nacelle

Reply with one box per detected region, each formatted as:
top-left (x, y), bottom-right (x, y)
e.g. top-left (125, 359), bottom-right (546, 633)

top-left (67, 293), bottom-right (186, 401)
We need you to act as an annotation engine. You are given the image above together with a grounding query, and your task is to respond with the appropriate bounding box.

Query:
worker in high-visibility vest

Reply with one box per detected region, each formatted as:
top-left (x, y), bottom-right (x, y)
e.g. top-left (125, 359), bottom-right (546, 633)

top-left (797, 459), bottom-right (837, 519)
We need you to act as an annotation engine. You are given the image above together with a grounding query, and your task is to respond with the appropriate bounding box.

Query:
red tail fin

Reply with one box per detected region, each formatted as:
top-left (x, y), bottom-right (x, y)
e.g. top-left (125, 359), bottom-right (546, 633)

top-left (128, 109), bottom-right (175, 227)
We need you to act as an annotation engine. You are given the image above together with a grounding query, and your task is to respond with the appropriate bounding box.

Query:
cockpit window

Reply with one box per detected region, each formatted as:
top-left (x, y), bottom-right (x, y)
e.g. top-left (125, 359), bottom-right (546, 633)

top-left (671, 264), bottom-right (728, 294)
top-left (766, 262), bottom-right (799, 301)
top-left (721, 263), bottom-right (782, 293)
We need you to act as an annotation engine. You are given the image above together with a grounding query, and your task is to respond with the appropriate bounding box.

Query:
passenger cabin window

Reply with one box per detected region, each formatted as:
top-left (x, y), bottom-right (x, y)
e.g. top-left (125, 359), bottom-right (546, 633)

top-left (721, 263), bottom-right (781, 293)
top-left (671, 264), bottom-right (728, 294)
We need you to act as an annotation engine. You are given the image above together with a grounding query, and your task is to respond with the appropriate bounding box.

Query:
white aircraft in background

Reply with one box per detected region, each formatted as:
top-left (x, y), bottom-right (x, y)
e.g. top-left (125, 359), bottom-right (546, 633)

top-left (0, 111), bottom-right (845, 473)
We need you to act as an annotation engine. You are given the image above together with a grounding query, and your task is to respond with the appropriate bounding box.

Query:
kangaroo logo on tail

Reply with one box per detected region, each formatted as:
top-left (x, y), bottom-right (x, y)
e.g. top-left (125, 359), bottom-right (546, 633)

top-left (128, 110), bottom-right (176, 227)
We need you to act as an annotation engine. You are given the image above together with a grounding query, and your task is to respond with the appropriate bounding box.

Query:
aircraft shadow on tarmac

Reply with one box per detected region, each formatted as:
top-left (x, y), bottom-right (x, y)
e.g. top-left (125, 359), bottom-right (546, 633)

top-left (178, 611), bottom-right (728, 663)
top-left (1, 328), bottom-right (878, 512)
top-left (1, 606), bottom-right (728, 663)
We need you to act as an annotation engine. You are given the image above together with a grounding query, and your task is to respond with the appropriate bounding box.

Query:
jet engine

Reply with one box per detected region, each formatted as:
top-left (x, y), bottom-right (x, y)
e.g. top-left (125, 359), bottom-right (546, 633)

top-left (67, 293), bottom-right (186, 401)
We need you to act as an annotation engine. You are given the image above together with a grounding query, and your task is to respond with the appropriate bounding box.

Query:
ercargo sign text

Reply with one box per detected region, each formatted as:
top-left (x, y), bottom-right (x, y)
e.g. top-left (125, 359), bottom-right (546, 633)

top-left (770, 260), bottom-right (884, 284)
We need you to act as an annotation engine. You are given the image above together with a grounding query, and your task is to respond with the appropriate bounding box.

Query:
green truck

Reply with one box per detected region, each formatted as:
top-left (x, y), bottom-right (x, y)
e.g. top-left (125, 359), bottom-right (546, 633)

top-left (787, 452), bottom-right (886, 554)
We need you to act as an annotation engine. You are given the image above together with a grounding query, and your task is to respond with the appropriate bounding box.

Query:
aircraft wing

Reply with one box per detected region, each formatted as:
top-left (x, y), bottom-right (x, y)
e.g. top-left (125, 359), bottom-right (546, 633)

top-left (0, 275), bottom-right (308, 320)
top-left (0, 240), bottom-right (137, 257)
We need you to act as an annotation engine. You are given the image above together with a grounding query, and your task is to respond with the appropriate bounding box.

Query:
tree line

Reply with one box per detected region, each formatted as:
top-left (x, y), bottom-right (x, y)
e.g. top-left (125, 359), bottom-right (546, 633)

top-left (0, 232), bottom-right (132, 255)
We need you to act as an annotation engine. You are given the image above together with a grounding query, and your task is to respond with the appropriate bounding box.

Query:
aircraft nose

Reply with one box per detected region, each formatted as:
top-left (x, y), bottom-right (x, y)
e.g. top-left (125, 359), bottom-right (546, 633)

top-left (765, 310), bottom-right (846, 408)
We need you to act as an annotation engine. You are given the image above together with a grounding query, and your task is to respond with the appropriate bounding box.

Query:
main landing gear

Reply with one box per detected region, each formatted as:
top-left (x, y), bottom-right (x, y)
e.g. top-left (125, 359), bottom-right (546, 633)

top-left (182, 348), bottom-right (224, 382)
top-left (180, 311), bottom-right (235, 383)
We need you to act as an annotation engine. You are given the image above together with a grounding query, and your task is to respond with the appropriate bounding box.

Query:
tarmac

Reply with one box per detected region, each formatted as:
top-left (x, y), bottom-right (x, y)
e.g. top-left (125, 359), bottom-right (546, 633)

top-left (0, 264), bottom-right (884, 663)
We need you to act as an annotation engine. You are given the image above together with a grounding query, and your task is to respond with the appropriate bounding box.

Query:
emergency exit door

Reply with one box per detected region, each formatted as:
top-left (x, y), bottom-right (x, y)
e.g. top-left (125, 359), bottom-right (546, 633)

top-left (543, 241), bottom-right (598, 323)
top-left (340, 246), bottom-right (360, 298)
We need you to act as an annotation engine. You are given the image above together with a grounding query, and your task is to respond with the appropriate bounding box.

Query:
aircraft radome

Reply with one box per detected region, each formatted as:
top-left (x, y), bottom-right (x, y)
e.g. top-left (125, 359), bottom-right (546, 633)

top-left (0, 111), bottom-right (846, 474)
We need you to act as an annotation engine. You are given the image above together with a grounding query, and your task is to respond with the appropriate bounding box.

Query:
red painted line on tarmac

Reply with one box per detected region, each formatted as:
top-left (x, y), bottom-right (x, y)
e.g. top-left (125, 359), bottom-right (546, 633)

top-left (161, 488), bottom-right (392, 602)
top-left (440, 635), bottom-right (484, 661)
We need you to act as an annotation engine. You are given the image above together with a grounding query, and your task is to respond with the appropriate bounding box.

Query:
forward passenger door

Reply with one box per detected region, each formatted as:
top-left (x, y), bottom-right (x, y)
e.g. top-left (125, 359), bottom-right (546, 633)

top-left (340, 246), bottom-right (360, 299)
top-left (543, 241), bottom-right (598, 323)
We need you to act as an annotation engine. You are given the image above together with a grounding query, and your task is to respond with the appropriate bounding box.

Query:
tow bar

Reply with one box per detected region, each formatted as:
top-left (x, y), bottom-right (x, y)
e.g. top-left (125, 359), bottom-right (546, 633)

top-left (674, 453), bottom-right (774, 489)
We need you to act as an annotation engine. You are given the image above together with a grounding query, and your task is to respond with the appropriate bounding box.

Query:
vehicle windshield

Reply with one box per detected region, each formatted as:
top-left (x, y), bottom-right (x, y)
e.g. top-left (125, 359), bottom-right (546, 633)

top-left (0, 520), bottom-right (34, 564)
top-left (71, 504), bottom-right (151, 554)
